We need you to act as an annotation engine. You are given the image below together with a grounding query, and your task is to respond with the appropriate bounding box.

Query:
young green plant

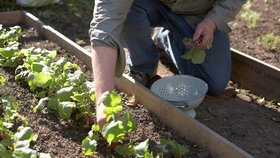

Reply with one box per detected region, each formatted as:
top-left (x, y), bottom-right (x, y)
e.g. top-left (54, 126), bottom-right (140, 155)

top-left (240, 1), bottom-right (261, 29)
top-left (0, 96), bottom-right (50, 158)
top-left (82, 91), bottom-right (189, 157)
top-left (258, 33), bottom-right (280, 52)
top-left (181, 37), bottom-right (210, 64)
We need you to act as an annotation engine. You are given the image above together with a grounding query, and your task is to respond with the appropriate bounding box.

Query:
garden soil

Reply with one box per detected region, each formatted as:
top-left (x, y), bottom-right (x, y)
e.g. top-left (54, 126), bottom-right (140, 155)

top-left (1, 0), bottom-right (280, 157)
top-left (0, 26), bottom-right (211, 158)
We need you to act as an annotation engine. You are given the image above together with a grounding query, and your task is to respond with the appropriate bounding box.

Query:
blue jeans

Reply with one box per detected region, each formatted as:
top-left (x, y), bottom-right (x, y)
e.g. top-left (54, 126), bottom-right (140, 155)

top-left (121, 0), bottom-right (231, 95)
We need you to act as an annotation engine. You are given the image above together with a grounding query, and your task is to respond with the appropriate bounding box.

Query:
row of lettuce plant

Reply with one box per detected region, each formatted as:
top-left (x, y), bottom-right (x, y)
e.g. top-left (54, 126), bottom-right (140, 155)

top-left (0, 75), bottom-right (50, 157)
top-left (0, 25), bottom-right (189, 157)
top-left (82, 91), bottom-right (189, 157)
top-left (1, 24), bottom-right (96, 122)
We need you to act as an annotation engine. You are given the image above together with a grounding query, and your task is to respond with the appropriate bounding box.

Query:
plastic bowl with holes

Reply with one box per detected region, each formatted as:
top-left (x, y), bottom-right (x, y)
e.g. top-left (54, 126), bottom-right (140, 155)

top-left (150, 75), bottom-right (208, 118)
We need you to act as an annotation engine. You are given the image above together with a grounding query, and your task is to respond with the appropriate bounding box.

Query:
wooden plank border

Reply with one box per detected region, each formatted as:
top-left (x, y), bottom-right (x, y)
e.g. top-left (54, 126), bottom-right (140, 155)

top-left (231, 48), bottom-right (280, 102)
top-left (0, 10), bottom-right (22, 26)
top-left (0, 11), bottom-right (254, 158)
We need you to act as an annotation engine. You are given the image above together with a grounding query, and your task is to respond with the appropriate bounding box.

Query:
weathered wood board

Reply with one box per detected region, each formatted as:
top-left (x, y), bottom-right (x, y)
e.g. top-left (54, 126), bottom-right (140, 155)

top-left (231, 48), bottom-right (280, 102)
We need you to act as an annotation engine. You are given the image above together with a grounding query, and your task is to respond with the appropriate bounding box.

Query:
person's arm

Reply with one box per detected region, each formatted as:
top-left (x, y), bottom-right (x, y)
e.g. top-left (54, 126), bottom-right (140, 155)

top-left (92, 46), bottom-right (117, 104)
top-left (89, 0), bottom-right (133, 127)
top-left (92, 46), bottom-right (117, 126)
top-left (193, 0), bottom-right (247, 49)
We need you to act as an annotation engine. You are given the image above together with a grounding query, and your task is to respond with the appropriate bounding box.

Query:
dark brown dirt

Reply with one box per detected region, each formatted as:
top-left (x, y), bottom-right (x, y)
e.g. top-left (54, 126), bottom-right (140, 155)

top-left (230, 0), bottom-right (280, 69)
top-left (196, 97), bottom-right (280, 158)
top-left (0, 26), bottom-right (211, 158)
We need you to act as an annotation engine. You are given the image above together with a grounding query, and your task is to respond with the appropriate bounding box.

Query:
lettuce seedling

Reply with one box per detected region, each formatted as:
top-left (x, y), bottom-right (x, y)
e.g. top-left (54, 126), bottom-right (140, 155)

top-left (181, 37), bottom-right (208, 64)
top-left (0, 74), bottom-right (5, 85)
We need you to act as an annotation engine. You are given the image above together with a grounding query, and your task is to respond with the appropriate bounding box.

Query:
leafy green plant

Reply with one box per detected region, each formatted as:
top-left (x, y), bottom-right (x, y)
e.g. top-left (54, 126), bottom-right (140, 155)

top-left (157, 139), bottom-right (189, 157)
top-left (181, 38), bottom-right (208, 64)
top-left (82, 124), bottom-right (100, 155)
top-left (0, 25), bottom-right (23, 68)
top-left (82, 91), bottom-right (189, 157)
top-left (0, 25), bottom-right (21, 47)
top-left (0, 96), bottom-right (50, 158)
top-left (100, 91), bottom-right (135, 144)
top-left (0, 96), bottom-right (28, 126)
top-left (0, 25), bottom-right (96, 124)
top-left (258, 33), bottom-right (280, 52)
top-left (0, 74), bottom-right (5, 85)
top-left (82, 91), bottom-right (151, 157)
top-left (9, 46), bottom-right (96, 120)
top-left (240, 1), bottom-right (261, 28)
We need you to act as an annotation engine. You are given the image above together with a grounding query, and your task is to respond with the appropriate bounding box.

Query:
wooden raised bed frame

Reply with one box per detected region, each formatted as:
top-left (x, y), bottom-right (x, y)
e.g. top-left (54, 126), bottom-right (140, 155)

top-left (2, 10), bottom-right (279, 158)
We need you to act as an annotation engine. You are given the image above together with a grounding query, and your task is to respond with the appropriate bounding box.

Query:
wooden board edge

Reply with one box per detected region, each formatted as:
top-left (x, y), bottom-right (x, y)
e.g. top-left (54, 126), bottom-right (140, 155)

top-left (0, 10), bottom-right (23, 25)
top-left (5, 10), bottom-right (254, 158)
top-left (231, 48), bottom-right (280, 102)
top-left (231, 48), bottom-right (280, 71)
top-left (21, 10), bottom-right (45, 33)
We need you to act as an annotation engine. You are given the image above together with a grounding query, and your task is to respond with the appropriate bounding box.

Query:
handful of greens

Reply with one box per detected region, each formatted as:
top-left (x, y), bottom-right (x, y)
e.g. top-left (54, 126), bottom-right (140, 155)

top-left (181, 37), bottom-right (211, 64)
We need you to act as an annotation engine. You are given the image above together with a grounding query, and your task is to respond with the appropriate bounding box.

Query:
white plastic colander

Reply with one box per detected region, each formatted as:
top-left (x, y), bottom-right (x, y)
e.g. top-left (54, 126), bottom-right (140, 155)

top-left (150, 75), bottom-right (208, 117)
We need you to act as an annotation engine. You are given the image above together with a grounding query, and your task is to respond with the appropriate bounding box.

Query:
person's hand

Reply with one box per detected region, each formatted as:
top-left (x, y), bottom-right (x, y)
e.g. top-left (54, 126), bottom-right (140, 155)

top-left (96, 101), bottom-right (107, 128)
top-left (96, 91), bottom-right (122, 128)
top-left (192, 19), bottom-right (216, 50)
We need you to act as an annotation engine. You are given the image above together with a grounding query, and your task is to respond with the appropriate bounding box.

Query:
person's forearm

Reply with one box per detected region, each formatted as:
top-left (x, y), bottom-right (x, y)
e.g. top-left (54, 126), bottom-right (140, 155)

top-left (91, 45), bottom-right (117, 104)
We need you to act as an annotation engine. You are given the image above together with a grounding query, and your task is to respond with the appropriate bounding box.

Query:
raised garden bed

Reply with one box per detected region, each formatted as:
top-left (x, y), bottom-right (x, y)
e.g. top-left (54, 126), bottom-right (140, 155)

top-left (13, 1), bottom-right (280, 157)
top-left (2, 10), bottom-right (280, 158)
top-left (0, 11), bottom-right (249, 158)
top-left (0, 13), bottom-right (215, 158)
